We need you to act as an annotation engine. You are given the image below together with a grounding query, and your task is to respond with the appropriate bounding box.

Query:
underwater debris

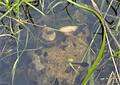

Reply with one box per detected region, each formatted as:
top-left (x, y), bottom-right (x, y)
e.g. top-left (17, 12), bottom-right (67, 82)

top-left (59, 26), bottom-right (78, 35)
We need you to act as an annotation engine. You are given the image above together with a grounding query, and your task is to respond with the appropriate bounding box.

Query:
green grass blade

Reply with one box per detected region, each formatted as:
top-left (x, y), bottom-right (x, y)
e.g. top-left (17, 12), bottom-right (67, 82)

top-left (66, 0), bottom-right (107, 84)
top-left (25, 2), bottom-right (45, 16)
top-left (5, 0), bottom-right (11, 9)
top-left (13, 0), bottom-right (21, 14)
top-left (0, 1), bottom-right (22, 20)
top-left (115, 18), bottom-right (120, 31)
top-left (0, 1), bottom-right (5, 6)
top-left (66, 0), bottom-right (103, 22)
top-left (82, 30), bottom-right (106, 84)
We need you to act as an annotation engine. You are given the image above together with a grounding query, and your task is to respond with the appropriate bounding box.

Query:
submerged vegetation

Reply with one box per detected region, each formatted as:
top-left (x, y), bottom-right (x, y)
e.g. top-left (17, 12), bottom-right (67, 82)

top-left (0, 0), bottom-right (120, 85)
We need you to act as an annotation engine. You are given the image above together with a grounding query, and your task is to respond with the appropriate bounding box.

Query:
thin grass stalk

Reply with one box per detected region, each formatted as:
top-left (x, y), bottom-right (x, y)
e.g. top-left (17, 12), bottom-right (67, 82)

top-left (11, 27), bottom-right (29, 85)
top-left (0, 1), bottom-right (22, 20)
top-left (66, 0), bottom-right (107, 84)
top-left (25, 2), bottom-right (45, 16)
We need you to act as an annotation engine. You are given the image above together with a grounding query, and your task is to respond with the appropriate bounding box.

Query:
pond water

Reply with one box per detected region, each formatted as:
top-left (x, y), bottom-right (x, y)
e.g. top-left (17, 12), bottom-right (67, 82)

top-left (0, 0), bottom-right (120, 85)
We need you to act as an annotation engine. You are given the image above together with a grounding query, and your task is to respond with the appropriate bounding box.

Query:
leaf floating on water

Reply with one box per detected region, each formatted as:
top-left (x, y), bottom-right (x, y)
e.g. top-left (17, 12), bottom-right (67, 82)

top-left (59, 26), bottom-right (78, 35)
top-left (42, 27), bottom-right (56, 41)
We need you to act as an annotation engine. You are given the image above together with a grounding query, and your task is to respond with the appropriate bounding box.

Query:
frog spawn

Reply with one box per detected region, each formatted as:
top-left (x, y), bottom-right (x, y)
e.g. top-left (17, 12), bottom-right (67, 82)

top-left (30, 25), bottom-right (90, 85)
top-left (41, 25), bottom-right (89, 47)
